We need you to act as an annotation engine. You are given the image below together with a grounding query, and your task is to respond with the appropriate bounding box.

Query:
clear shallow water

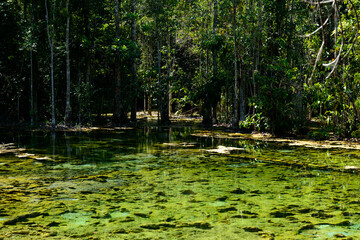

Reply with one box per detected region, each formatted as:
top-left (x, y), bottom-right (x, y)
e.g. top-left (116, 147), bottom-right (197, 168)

top-left (1, 127), bottom-right (360, 239)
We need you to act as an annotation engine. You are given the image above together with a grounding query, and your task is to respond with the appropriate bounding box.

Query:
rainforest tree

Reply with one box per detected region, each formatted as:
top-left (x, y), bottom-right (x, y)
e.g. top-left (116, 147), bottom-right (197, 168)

top-left (1, 0), bottom-right (360, 137)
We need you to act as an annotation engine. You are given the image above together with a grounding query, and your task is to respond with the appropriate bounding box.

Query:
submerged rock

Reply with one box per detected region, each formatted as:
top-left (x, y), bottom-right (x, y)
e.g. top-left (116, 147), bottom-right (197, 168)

top-left (269, 210), bottom-right (295, 218)
top-left (215, 196), bottom-right (228, 201)
top-left (333, 233), bottom-right (346, 238)
top-left (180, 189), bottom-right (196, 195)
top-left (47, 221), bottom-right (61, 227)
top-left (218, 207), bottom-right (237, 213)
top-left (8, 230), bottom-right (30, 235)
top-left (140, 222), bottom-right (176, 229)
top-left (311, 211), bottom-right (334, 219)
top-left (243, 226), bottom-right (263, 232)
top-left (134, 212), bottom-right (150, 218)
top-left (298, 224), bottom-right (315, 233)
top-left (230, 188), bottom-right (246, 194)
top-left (336, 220), bottom-right (351, 226)
top-left (298, 208), bottom-right (312, 214)
top-left (140, 223), bottom-right (160, 230)
top-left (3, 212), bottom-right (48, 225)
top-left (178, 221), bottom-right (213, 229)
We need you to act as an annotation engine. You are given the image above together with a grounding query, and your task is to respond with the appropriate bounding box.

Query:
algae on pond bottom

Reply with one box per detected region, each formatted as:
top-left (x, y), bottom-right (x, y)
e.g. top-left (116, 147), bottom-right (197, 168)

top-left (1, 128), bottom-right (360, 239)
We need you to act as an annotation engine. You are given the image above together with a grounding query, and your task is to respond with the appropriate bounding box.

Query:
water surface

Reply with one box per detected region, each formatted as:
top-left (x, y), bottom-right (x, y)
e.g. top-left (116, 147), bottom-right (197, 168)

top-left (1, 127), bottom-right (360, 239)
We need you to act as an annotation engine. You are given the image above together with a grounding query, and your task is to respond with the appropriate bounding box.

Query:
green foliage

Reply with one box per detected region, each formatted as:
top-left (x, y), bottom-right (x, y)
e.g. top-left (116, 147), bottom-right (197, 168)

top-left (240, 113), bottom-right (270, 132)
top-left (351, 129), bottom-right (360, 139)
top-left (307, 130), bottom-right (329, 140)
top-left (0, 0), bottom-right (359, 138)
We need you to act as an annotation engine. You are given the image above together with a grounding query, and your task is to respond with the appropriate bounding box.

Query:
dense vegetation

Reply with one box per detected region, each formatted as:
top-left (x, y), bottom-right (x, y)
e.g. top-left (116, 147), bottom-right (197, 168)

top-left (1, 0), bottom-right (359, 137)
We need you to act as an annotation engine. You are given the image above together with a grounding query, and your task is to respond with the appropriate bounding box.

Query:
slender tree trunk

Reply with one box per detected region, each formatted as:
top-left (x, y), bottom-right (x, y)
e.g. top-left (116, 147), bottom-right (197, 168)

top-left (202, 1), bottom-right (217, 126)
top-left (156, 8), bottom-right (170, 124)
top-left (212, 0), bottom-right (218, 124)
top-left (239, 62), bottom-right (245, 121)
top-left (30, 3), bottom-right (38, 125)
top-left (202, 50), bottom-right (212, 126)
top-left (143, 90), bottom-right (146, 113)
top-left (213, 0), bottom-right (218, 75)
top-left (148, 94), bottom-right (152, 116)
top-left (65, 0), bottom-right (71, 125)
top-left (334, 6), bottom-right (338, 58)
top-left (232, 0), bottom-right (239, 130)
top-left (157, 36), bottom-right (163, 122)
top-left (30, 48), bottom-right (34, 126)
top-left (130, 0), bottom-right (137, 122)
top-left (84, 1), bottom-right (91, 85)
top-left (33, 51), bottom-right (39, 124)
top-left (156, 0), bottom-right (161, 123)
top-left (77, 68), bottom-right (82, 125)
top-left (45, 0), bottom-right (55, 128)
top-left (25, 0), bottom-right (34, 126)
top-left (166, 30), bottom-right (171, 118)
top-left (113, 0), bottom-right (127, 124)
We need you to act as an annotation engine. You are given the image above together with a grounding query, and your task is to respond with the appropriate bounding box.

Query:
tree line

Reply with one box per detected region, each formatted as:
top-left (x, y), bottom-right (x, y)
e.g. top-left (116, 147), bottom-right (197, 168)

top-left (1, 0), bottom-right (359, 137)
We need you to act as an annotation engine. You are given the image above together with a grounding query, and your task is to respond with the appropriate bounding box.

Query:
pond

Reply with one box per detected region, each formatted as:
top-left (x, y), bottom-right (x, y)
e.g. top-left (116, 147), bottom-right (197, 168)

top-left (1, 127), bottom-right (360, 239)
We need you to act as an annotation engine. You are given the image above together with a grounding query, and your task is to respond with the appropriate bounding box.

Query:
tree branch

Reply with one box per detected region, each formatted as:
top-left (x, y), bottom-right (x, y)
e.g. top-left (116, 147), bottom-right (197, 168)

top-left (302, 0), bottom-right (334, 5)
top-left (342, 0), bottom-right (360, 59)
top-left (324, 0), bottom-right (344, 79)
top-left (299, 17), bottom-right (329, 38)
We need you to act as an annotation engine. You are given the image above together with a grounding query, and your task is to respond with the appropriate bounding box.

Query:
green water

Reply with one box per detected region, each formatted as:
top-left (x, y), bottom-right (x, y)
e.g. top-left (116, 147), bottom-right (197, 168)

top-left (1, 127), bottom-right (360, 239)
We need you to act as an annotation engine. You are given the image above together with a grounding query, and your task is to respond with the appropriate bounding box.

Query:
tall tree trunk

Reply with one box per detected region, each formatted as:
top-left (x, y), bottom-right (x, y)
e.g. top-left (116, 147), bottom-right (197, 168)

top-left (45, 0), bottom-right (55, 128)
top-left (113, 0), bottom-right (127, 124)
top-left (212, 0), bottom-right (218, 124)
top-left (130, 0), bottom-right (137, 122)
top-left (239, 62), bottom-right (245, 121)
top-left (77, 68), bottom-right (82, 125)
top-left (156, 5), bottom-right (170, 125)
top-left (65, 0), bottom-right (71, 125)
top-left (202, 1), bottom-right (218, 126)
top-left (84, 0), bottom-right (91, 85)
top-left (148, 94), bottom-right (152, 116)
top-left (202, 50), bottom-right (212, 126)
top-left (30, 2), bottom-right (38, 125)
top-left (232, 0), bottom-right (239, 130)
top-left (157, 35), bottom-right (162, 122)
top-left (166, 30), bottom-right (171, 119)
top-left (213, 0), bottom-right (218, 75)
top-left (30, 47), bottom-right (34, 126)
top-left (26, 2), bottom-right (34, 126)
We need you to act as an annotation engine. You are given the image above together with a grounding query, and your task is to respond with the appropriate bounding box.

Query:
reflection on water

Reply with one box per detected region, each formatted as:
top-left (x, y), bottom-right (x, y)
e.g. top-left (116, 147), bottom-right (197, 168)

top-left (1, 127), bottom-right (360, 239)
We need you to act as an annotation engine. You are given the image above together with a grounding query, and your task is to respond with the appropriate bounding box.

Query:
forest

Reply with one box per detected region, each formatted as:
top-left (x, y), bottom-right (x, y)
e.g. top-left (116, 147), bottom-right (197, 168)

top-left (1, 0), bottom-right (360, 137)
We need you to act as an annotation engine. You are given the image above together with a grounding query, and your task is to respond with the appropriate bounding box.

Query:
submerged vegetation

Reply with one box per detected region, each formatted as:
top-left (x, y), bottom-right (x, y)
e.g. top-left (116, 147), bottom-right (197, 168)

top-left (2, 127), bottom-right (360, 239)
